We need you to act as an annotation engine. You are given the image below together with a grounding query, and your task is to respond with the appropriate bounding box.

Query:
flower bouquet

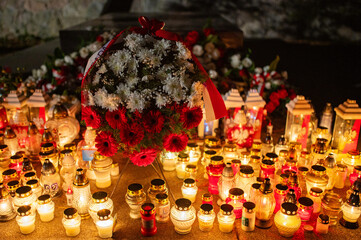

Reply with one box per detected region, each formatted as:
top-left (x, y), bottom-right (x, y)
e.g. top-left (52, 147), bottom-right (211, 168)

top-left (81, 17), bottom-right (226, 167)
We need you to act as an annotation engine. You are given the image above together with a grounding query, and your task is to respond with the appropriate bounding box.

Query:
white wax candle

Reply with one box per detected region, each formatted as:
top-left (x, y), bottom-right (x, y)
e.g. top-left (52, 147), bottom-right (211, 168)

top-left (96, 219), bottom-right (114, 238)
top-left (64, 223), bottom-right (80, 237)
top-left (37, 204), bottom-right (54, 222)
top-left (182, 187), bottom-right (197, 203)
top-left (96, 177), bottom-right (112, 189)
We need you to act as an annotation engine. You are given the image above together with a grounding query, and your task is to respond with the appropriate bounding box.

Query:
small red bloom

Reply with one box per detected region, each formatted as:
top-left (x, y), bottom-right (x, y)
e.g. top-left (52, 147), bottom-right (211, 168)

top-left (203, 28), bottom-right (215, 37)
top-left (163, 133), bottom-right (188, 152)
top-left (82, 106), bottom-right (102, 129)
top-left (180, 106), bottom-right (203, 129)
top-left (269, 92), bottom-right (280, 103)
top-left (95, 131), bottom-right (118, 157)
top-left (96, 35), bottom-right (104, 42)
top-left (105, 108), bottom-right (127, 130)
top-left (277, 89), bottom-right (288, 99)
top-left (184, 31), bottom-right (199, 48)
top-left (144, 110), bottom-right (165, 133)
top-left (265, 102), bottom-right (277, 114)
top-left (239, 69), bottom-right (248, 78)
top-left (130, 147), bottom-right (159, 167)
top-left (119, 123), bottom-right (144, 147)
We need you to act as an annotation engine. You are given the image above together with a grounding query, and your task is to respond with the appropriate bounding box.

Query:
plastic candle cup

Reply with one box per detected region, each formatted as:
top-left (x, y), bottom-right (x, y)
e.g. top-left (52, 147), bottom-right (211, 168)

top-left (16, 205), bottom-right (36, 235)
top-left (160, 151), bottom-right (178, 171)
top-left (62, 208), bottom-right (81, 237)
top-left (231, 159), bottom-right (241, 176)
top-left (147, 179), bottom-right (168, 204)
top-left (226, 188), bottom-right (245, 218)
top-left (241, 201), bottom-right (256, 232)
top-left (316, 214), bottom-right (330, 234)
top-left (176, 152), bottom-right (190, 179)
top-left (223, 143), bottom-right (238, 164)
top-left (36, 194), bottom-right (54, 222)
top-left (204, 137), bottom-right (222, 154)
top-left (274, 202), bottom-right (301, 237)
top-left (88, 191), bottom-right (114, 222)
top-left (236, 166), bottom-right (255, 200)
top-left (125, 183), bottom-right (146, 219)
top-left (155, 193), bottom-right (170, 223)
top-left (26, 179), bottom-right (43, 198)
top-left (249, 183), bottom-right (261, 203)
top-left (260, 159), bottom-right (275, 179)
top-left (181, 178), bottom-right (198, 203)
top-left (201, 193), bottom-right (213, 205)
top-left (197, 204), bottom-right (216, 232)
top-left (349, 166), bottom-right (361, 187)
top-left (96, 209), bottom-right (114, 238)
top-left (110, 163), bottom-right (119, 176)
top-left (13, 186), bottom-right (37, 213)
top-left (217, 204), bottom-right (236, 233)
top-left (249, 155), bottom-right (261, 177)
top-left (201, 150), bottom-right (217, 179)
top-left (297, 197), bottom-right (314, 221)
top-left (170, 198), bottom-right (196, 234)
top-left (7, 180), bottom-right (20, 197)
top-left (140, 203), bottom-right (157, 237)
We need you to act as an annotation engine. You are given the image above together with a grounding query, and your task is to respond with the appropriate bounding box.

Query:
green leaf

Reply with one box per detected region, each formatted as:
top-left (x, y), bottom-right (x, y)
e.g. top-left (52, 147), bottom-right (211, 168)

top-left (269, 56), bottom-right (280, 72)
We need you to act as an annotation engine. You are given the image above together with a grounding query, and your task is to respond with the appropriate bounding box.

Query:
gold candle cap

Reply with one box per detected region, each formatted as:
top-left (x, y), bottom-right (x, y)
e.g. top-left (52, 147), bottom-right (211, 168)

top-left (220, 204), bottom-right (234, 215)
top-left (231, 159), bottom-right (241, 166)
top-left (210, 155), bottom-right (224, 165)
top-left (298, 197), bottom-right (314, 209)
top-left (229, 188), bottom-right (244, 200)
top-left (41, 142), bottom-right (54, 153)
top-left (10, 154), bottom-right (23, 164)
top-left (310, 187), bottom-right (323, 197)
top-left (186, 143), bottom-right (199, 151)
top-left (97, 209), bottom-right (111, 220)
top-left (64, 143), bottom-right (76, 152)
top-left (17, 205), bottom-right (32, 216)
top-left (0, 144), bottom-right (8, 153)
top-left (37, 194), bottom-right (51, 205)
top-left (279, 150), bottom-right (289, 157)
top-left (2, 168), bottom-right (17, 178)
top-left (224, 143), bottom-right (237, 152)
top-left (240, 167), bottom-right (254, 177)
top-left (150, 179), bottom-right (166, 191)
top-left (252, 141), bottom-right (262, 149)
top-left (336, 163), bottom-right (347, 171)
top-left (205, 137), bottom-right (220, 147)
top-left (53, 103), bottom-right (69, 119)
top-left (281, 202), bottom-right (298, 215)
top-left (141, 203), bottom-right (155, 215)
top-left (243, 201), bottom-right (256, 213)
top-left (250, 148), bottom-right (261, 157)
top-left (318, 214), bottom-right (329, 224)
top-left (348, 150), bottom-right (360, 159)
top-left (311, 165), bottom-right (326, 174)
top-left (275, 184), bottom-right (288, 194)
top-left (250, 155), bottom-right (261, 163)
top-left (42, 128), bottom-right (54, 143)
top-left (261, 159), bottom-right (275, 168)
top-left (15, 186), bottom-right (32, 198)
top-left (202, 193), bottom-right (212, 202)
top-left (73, 168), bottom-right (89, 186)
top-left (60, 149), bottom-right (72, 157)
top-left (155, 193), bottom-right (169, 205)
top-left (92, 191), bottom-right (108, 203)
top-left (200, 204), bottom-right (214, 214)
top-left (204, 150), bottom-right (217, 157)
top-left (183, 178), bottom-right (196, 187)
top-left (64, 208), bottom-right (78, 219)
top-left (127, 183), bottom-right (143, 196)
top-left (7, 180), bottom-right (20, 191)
top-left (93, 151), bottom-right (106, 161)
top-left (177, 152), bottom-right (190, 162)
top-left (175, 198), bottom-right (192, 211)
top-left (298, 166), bottom-right (309, 176)
top-left (301, 151), bottom-right (310, 158)
top-left (185, 164), bottom-right (197, 173)
top-left (265, 152), bottom-right (278, 161)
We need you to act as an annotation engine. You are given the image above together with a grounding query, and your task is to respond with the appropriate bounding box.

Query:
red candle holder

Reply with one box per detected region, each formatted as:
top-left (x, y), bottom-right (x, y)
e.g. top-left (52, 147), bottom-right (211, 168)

top-left (282, 159), bottom-right (298, 174)
top-left (202, 193), bottom-right (213, 205)
top-left (206, 156), bottom-right (225, 194)
top-left (140, 203), bottom-right (157, 237)
top-left (349, 166), bottom-right (361, 186)
top-left (297, 197), bottom-right (314, 221)
top-left (260, 159), bottom-right (275, 179)
top-left (9, 155), bottom-right (23, 175)
top-left (231, 159), bottom-right (241, 176)
top-left (274, 184), bottom-right (288, 213)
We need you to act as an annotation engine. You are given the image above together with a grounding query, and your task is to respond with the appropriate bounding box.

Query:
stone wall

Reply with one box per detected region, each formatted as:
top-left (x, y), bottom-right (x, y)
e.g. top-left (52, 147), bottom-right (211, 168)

top-left (0, 0), bottom-right (107, 39)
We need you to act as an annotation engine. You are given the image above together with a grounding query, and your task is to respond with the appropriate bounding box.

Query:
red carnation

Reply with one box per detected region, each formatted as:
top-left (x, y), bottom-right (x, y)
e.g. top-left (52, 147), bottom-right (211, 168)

top-left (119, 123), bottom-right (144, 147)
top-left (203, 28), bottom-right (215, 37)
top-left (180, 106), bottom-right (203, 129)
top-left (82, 106), bottom-right (102, 129)
top-left (163, 133), bottom-right (188, 152)
top-left (269, 92), bottom-right (280, 102)
top-left (277, 89), bottom-right (288, 99)
top-left (144, 110), bottom-right (165, 133)
top-left (265, 102), bottom-right (277, 114)
top-left (130, 148), bottom-right (159, 167)
top-left (184, 31), bottom-right (199, 48)
top-left (95, 131), bottom-right (118, 157)
top-left (105, 108), bottom-right (127, 130)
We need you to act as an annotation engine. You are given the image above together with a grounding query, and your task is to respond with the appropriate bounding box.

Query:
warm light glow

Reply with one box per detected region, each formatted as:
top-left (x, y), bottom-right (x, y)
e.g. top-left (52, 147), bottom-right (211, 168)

top-left (198, 213), bottom-right (215, 231)
top-left (17, 215), bottom-right (36, 235)
top-left (181, 187), bottom-right (198, 203)
top-left (218, 215), bottom-right (235, 233)
top-left (96, 219), bottom-right (114, 238)
top-left (63, 218), bottom-right (81, 237)
top-left (274, 211), bottom-right (301, 237)
top-left (37, 203), bottom-right (55, 222)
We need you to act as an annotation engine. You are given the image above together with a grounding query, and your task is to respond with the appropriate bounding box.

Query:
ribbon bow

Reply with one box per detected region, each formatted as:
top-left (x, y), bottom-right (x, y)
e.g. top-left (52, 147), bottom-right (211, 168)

top-left (131, 16), bottom-right (165, 35)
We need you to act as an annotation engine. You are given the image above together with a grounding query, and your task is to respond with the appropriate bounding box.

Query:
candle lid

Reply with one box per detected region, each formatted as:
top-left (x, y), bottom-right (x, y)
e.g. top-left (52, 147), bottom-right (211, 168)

top-left (260, 178), bottom-right (273, 194)
top-left (223, 88), bottom-right (245, 109)
top-left (277, 135), bottom-right (287, 145)
top-left (318, 214), bottom-right (330, 224)
top-left (60, 149), bottom-right (72, 157)
top-left (222, 163), bottom-right (234, 177)
top-left (10, 154), bottom-right (22, 164)
top-left (140, 203), bottom-right (155, 215)
top-left (347, 190), bottom-right (360, 207)
top-left (298, 197), bottom-right (314, 208)
top-left (41, 142), bottom-right (55, 153)
top-left (252, 141), bottom-right (262, 149)
top-left (200, 204), bottom-right (213, 214)
top-left (28, 121), bottom-right (39, 135)
top-left (205, 137), bottom-right (220, 147)
top-left (243, 201), bottom-right (256, 211)
top-left (288, 172), bottom-right (299, 186)
top-left (175, 198), bottom-right (192, 211)
top-left (250, 155), bottom-right (261, 163)
top-left (186, 143), bottom-right (199, 151)
top-left (202, 193), bottom-right (212, 202)
top-left (183, 178), bottom-right (196, 187)
top-left (92, 191), bottom-right (108, 203)
top-left (42, 128), bottom-right (55, 143)
top-left (348, 150), bottom-right (360, 159)
top-left (150, 179), bottom-right (166, 191)
top-left (64, 207), bottom-right (78, 219)
top-left (210, 156), bottom-right (224, 165)
top-left (354, 166), bottom-right (361, 174)
top-left (4, 126), bottom-right (16, 139)
top-left (24, 171), bottom-right (37, 181)
top-left (27, 89), bottom-right (49, 107)
top-left (42, 159), bottom-right (56, 175)
top-left (53, 103), bottom-right (69, 119)
top-left (204, 150), bottom-right (217, 157)
top-left (334, 99), bottom-right (361, 119)
top-left (265, 153), bottom-right (278, 161)
top-left (261, 159), bottom-right (275, 168)
top-left (177, 152), bottom-right (190, 162)
top-left (286, 95), bottom-right (313, 115)
top-left (0, 144), bottom-right (8, 153)
top-left (26, 179), bottom-right (40, 189)
top-left (7, 180), bottom-right (20, 191)
top-left (231, 159), bottom-right (241, 165)
top-left (37, 194), bottom-right (51, 205)
top-left (324, 153), bottom-right (336, 168)
top-left (310, 187), bottom-right (323, 197)
top-left (336, 163), bottom-right (347, 171)
top-left (250, 148), bottom-right (261, 157)
top-left (298, 166), bottom-right (309, 175)
top-left (155, 193), bottom-right (169, 205)
top-left (284, 189), bottom-right (297, 204)
top-left (220, 204), bottom-right (234, 215)
top-left (22, 158), bottom-right (33, 172)
top-left (251, 183), bottom-right (261, 190)
top-left (279, 150), bottom-right (288, 158)
top-left (224, 143), bottom-right (237, 152)
top-left (2, 168), bottom-right (17, 178)
top-left (17, 205), bottom-right (32, 216)
top-left (281, 202), bottom-right (298, 215)
top-left (92, 153), bottom-right (113, 169)
top-left (97, 209), bottom-right (112, 220)
top-left (127, 183), bottom-right (143, 196)
top-left (311, 165), bottom-right (326, 173)
top-left (301, 151), bottom-right (310, 158)
top-left (275, 184), bottom-right (288, 193)
top-left (185, 164), bottom-right (197, 173)
top-left (73, 168), bottom-right (89, 186)
top-left (64, 142), bottom-right (76, 152)
top-left (229, 188), bottom-right (244, 200)
top-left (240, 167), bottom-right (254, 177)
top-left (15, 186), bottom-right (32, 198)
top-left (314, 138), bottom-right (328, 154)
top-left (0, 183), bottom-right (9, 199)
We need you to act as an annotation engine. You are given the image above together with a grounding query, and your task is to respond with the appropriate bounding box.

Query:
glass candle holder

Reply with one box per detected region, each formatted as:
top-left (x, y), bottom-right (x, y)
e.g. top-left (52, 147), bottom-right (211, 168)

top-left (307, 187), bottom-right (323, 213)
top-left (40, 159), bottom-right (61, 198)
top-left (22, 171), bottom-right (37, 184)
top-left (261, 133), bottom-right (274, 157)
top-left (95, 209), bottom-right (114, 238)
top-left (21, 158), bottom-right (34, 177)
top-left (181, 178), bottom-right (198, 203)
top-left (62, 208), bottom-right (81, 237)
top-left (72, 168), bottom-right (92, 219)
top-left (140, 203), bottom-right (157, 237)
top-left (349, 165), bottom-right (361, 187)
top-left (4, 126), bottom-right (20, 156)
top-left (25, 121), bottom-right (42, 162)
top-left (298, 166), bottom-right (309, 194)
top-left (39, 143), bottom-right (59, 169)
top-left (92, 152), bottom-right (113, 189)
top-left (321, 191), bottom-right (343, 225)
top-left (277, 150), bottom-right (288, 172)
top-left (2, 168), bottom-right (19, 188)
top-left (0, 144), bottom-right (11, 169)
top-left (7, 180), bottom-right (20, 197)
top-left (26, 179), bottom-right (43, 198)
top-left (13, 186), bottom-right (37, 212)
top-left (110, 163), bottom-right (119, 176)
top-left (59, 150), bottom-right (76, 191)
top-left (9, 155), bottom-right (23, 175)
top-left (305, 165), bottom-right (329, 194)
top-left (284, 189), bottom-right (297, 204)
top-left (223, 143), bottom-right (238, 164)
top-left (176, 152), bottom-right (190, 179)
top-left (274, 184), bottom-right (288, 213)
top-left (206, 156), bottom-right (225, 194)
top-left (298, 151), bottom-right (312, 168)
top-left (202, 193), bottom-right (213, 205)
top-left (148, 179), bottom-right (168, 204)
top-left (334, 164), bottom-right (348, 189)
top-left (197, 204), bottom-right (216, 231)
top-left (226, 188), bottom-right (245, 218)
top-left (16, 205), bottom-right (36, 235)
top-left (36, 194), bottom-right (55, 222)
top-left (275, 135), bottom-right (288, 156)
top-left (297, 197), bottom-right (314, 221)
top-left (155, 193), bottom-right (170, 223)
top-left (323, 153), bottom-right (337, 190)
top-left (217, 204), bottom-right (236, 233)
top-left (218, 162), bottom-right (235, 203)
top-left (236, 167), bottom-right (255, 200)
top-left (88, 191), bottom-right (114, 222)
top-left (184, 164), bottom-right (197, 180)
top-left (186, 143), bottom-right (201, 163)
top-left (287, 172), bottom-right (301, 200)
top-left (260, 159), bottom-right (275, 179)
top-left (0, 182), bottom-right (16, 221)
top-left (170, 198), bottom-right (196, 234)
top-left (231, 159), bottom-right (241, 176)
top-left (249, 155), bottom-right (261, 177)
top-left (201, 150), bottom-right (217, 179)
top-left (255, 178), bottom-right (276, 228)
top-left (340, 189), bottom-right (361, 229)
top-left (282, 159), bottom-right (298, 174)
top-left (343, 150), bottom-right (361, 174)
top-left (242, 201), bottom-right (256, 232)
top-left (125, 183), bottom-right (146, 219)
top-left (274, 202), bottom-right (301, 237)
top-left (204, 137), bottom-right (222, 154)
top-left (316, 214), bottom-right (330, 234)
top-left (249, 183), bottom-right (261, 203)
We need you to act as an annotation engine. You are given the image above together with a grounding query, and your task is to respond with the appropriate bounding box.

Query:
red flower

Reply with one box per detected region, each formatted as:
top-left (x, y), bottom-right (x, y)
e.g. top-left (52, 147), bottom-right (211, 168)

top-left (144, 110), bottom-right (165, 133)
top-left (96, 35), bottom-right (104, 42)
top-left (265, 102), bottom-right (278, 114)
top-left (277, 89), bottom-right (288, 99)
top-left (163, 133), bottom-right (188, 152)
top-left (184, 31), bottom-right (199, 48)
top-left (105, 108), bottom-right (127, 130)
top-left (239, 69), bottom-right (248, 78)
top-left (130, 148), bottom-right (159, 167)
top-left (119, 123), bottom-right (144, 147)
top-left (269, 92), bottom-right (280, 103)
top-left (180, 106), bottom-right (203, 129)
top-left (82, 106), bottom-right (102, 128)
top-left (203, 28), bottom-right (215, 37)
top-left (95, 131), bottom-right (118, 157)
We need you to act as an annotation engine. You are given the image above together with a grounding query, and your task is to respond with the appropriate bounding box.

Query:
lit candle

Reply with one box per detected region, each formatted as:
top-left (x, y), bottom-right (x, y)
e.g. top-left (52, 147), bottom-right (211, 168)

top-left (36, 194), bottom-right (54, 222)
top-left (176, 153), bottom-right (190, 179)
top-left (181, 178), bottom-right (198, 203)
top-left (316, 214), bottom-right (330, 234)
top-left (186, 143), bottom-right (201, 163)
top-left (62, 208), bottom-right (81, 237)
top-left (340, 189), bottom-right (361, 229)
top-left (217, 204), bottom-right (236, 233)
top-left (297, 197), bottom-right (314, 221)
top-left (160, 151), bottom-right (178, 171)
top-left (88, 191), bottom-right (114, 222)
top-left (16, 205), bottom-right (36, 235)
top-left (274, 203), bottom-right (301, 237)
top-left (197, 204), bottom-right (216, 231)
top-left (92, 152), bottom-right (113, 189)
top-left (170, 198), bottom-right (196, 234)
top-left (96, 209), bottom-right (114, 238)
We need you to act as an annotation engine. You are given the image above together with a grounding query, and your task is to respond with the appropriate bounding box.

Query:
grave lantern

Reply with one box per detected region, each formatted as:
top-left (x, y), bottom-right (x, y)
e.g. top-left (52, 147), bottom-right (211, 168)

top-left (27, 89), bottom-right (50, 133)
top-left (245, 89), bottom-right (265, 140)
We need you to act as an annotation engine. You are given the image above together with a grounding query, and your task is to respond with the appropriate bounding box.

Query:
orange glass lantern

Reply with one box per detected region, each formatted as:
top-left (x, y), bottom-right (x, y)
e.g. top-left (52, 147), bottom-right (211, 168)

top-left (245, 89), bottom-right (265, 140)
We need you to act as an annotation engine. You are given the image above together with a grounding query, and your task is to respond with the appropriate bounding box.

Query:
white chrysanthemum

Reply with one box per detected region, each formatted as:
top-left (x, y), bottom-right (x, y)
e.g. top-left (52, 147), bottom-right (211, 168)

top-left (176, 42), bottom-right (191, 60)
top-left (186, 61), bottom-right (195, 73)
top-left (163, 76), bottom-right (180, 95)
top-left (141, 75), bottom-right (153, 82)
top-left (93, 73), bottom-right (101, 85)
top-left (127, 58), bottom-right (138, 74)
top-left (137, 48), bottom-right (154, 64)
top-left (116, 83), bottom-right (131, 103)
top-left (126, 75), bottom-right (139, 88)
top-left (127, 91), bottom-right (145, 112)
top-left (102, 93), bottom-right (121, 111)
top-left (242, 57), bottom-right (253, 68)
top-left (156, 70), bottom-right (167, 81)
top-left (94, 87), bottom-right (108, 107)
top-left (142, 89), bottom-right (153, 100)
top-left (192, 45), bottom-right (204, 57)
top-left (179, 72), bottom-right (192, 90)
top-left (79, 47), bottom-right (89, 58)
top-left (208, 69), bottom-right (218, 79)
top-left (230, 54), bottom-right (241, 68)
top-left (70, 52), bottom-right (78, 59)
top-left (155, 94), bottom-right (169, 108)
top-left (154, 38), bottom-right (171, 56)
top-left (107, 49), bottom-right (132, 76)
top-left (98, 64), bottom-right (107, 74)
top-left (144, 35), bottom-right (156, 45)
top-left (172, 89), bottom-right (186, 102)
top-left (64, 56), bottom-right (74, 65)
top-left (54, 59), bottom-right (64, 67)
top-left (149, 55), bottom-right (162, 67)
top-left (124, 33), bottom-right (143, 52)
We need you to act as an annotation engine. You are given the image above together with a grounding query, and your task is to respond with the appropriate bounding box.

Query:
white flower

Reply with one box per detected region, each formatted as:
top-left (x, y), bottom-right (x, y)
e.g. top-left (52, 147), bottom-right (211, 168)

top-left (79, 47), bottom-right (89, 58)
top-left (141, 75), bottom-right (153, 82)
top-left (127, 91), bottom-right (145, 112)
top-left (94, 87), bottom-right (108, 107)
top-left (127, 59), bottom-right (138, 74)
top-left (186, 61), bottom-right (195, 72)
top-left (172, 89), bottom-right (186, 102)
top-left (107, 49), bottom-right (131, 76)
top-left (163, 76), bottom-right (180, 95)
top-left (124, 33), bottom-right (143, 52)
top-left (176, 42), bottom-right (191, 60)
top-left (102, 93), bottom-right (121, 111)
top-left (265, 82), bottom-right (271, 90)
top-left (126, 75), bottom-right (139, 88)
top-left (116, 83), bottom-right (131, 103)
top-left (87, 43), bottom-right (101, 53)
top-left (40, 65), bottom-right (47, 73)
top-left (93, 73), bottom-right (101, 85)
top-left (263, 65), bottom-right (270, 73)
top-left (54, 59), bottom-right (64, 67)
top-left (192, 45), bottom-right (204, 57)
top-left (98, 64), bottom-right (107, 74)
top-left (137, 48), bottom-right (154, 64)
top-left (155, 94), bottom-right (168, 108)
top-left (64, 55), bottom-right (74, 65)
top-left (144, 35), bottom-right (156, 45)
top-left (209, 69), bottom-right (218, 79)
top-left (272, 80), bottom-right (281, 86)
top-left (87, 92), bottom-right (95, 106)
top-left (70, 52), bottom-right (78, 59)
top-left (154, 38), bottom-right (171, 56)
top-left (242, 57), bottom-right (252, 68)
top-left (255, 67), bottom-right (263, 74)
top-left (230, 54), bottom-right (241, 68)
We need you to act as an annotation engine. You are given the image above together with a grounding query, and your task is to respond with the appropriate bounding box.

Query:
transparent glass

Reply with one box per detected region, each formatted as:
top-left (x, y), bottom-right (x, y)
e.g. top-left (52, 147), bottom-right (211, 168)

top-left (197, 211), bottom-right (215, 232)
top-left (62, 215), bottom-right (81, 237)
top-left (60, 162), bottom-right (76, 191)
top-left (285, 111), bottom-right (310, 148)
top-left (217, 212), bottom-right (236, 233)
top-left (181, 185), bottom-right (198, 203)
top-left (13, 193), bottom-right (37, 212)
top-left (255, 192), bottom-right (275, 221)
top-left (332, 116), bottom-right (358, 153)
top-left (45, 116), bottom-right (80, 148)
top-left (16, 213), bottom-right (36, 235)
top-left (341, 203), bottom-right (361, 223)
top-left (4, 138), bottom-right (20, 156)
top-left (160, 151), bottom-right (177, 171)
top-left (274, 211), bottom-right (301, 237)
top-left (155, 201), bottom-right (170, 223)
top-left (9, 108), bottom-right (29, 149)
top-left (72, 185), bottom-right (92, 218)
top-left (170, 206), bottom-right (196, 234)
top-left (0, 196), bottom-right (16, 221)
top-left (96, 217), bottom-right (114, 238)
top-left (40, 173), bottom-right (62, 198)
top-left (176, 161), bottom-right (188, 179)
top-left (236, 174), bottom-right (254, 201)
top-left (321, 191), bottom-right (342, 225)
top-left (305, 167), bottom-right (329, 194)
top-left (88, 198), bottom-right (114, 222)
top-left (36, 201), bottom-right (55, 222)
top-left (218, 176), bottom-right (235, 202)
top-left (125, 191), bottom-right (146, 219)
